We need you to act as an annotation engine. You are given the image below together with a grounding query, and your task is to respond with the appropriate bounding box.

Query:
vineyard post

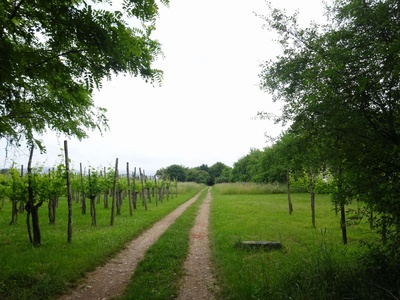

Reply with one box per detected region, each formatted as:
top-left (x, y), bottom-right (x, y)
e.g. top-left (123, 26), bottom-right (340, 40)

top-left (139, 168), bottom-right (147, 210)
top-left (132, 168), bottom-right (137, 210)
top-left (80, 163), bottom-right (86, 214)
top-left (64, 140), bottom-right (73, 243)
top-left (154, 176), bottom-right (158, 206)
top-left (110, 158), bottom-right (118, 226)
top-left (127, 162), bottom-right (133, 216)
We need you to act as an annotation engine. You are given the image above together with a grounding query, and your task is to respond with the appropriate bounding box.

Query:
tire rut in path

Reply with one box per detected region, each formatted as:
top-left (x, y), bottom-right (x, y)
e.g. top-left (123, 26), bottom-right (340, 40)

top-left (58, 192), bottom-right (202, 300)
top-left (176, 189), bottom-right (218, 300)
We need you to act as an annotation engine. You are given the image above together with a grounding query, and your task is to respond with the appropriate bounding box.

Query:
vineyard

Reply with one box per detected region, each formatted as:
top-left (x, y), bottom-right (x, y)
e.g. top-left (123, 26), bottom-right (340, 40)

top-left (1, 154), bottom-right (183, 244)
top-left (0, 152), bottom-right (204, 300)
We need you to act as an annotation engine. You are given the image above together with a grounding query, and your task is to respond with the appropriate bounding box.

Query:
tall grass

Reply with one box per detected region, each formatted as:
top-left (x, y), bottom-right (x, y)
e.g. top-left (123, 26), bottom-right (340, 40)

top-left (210, 187), bottom-right (384, 299)
top-left (214, 182), bottom-right (287, 194)
top-left (0, 183), bottom-right (204, 300)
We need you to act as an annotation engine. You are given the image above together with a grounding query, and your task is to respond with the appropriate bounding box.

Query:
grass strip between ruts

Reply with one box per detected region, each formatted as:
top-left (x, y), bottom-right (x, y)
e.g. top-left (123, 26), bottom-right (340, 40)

top-left (115, 188), bottom-right (208, 300)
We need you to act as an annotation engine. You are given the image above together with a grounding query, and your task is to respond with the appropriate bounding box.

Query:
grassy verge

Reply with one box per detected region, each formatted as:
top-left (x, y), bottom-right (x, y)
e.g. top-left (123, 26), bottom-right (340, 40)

top-left (210, 187), bottom-right (382, 299)
top-left (116, 188), bottom-right (208, 300)
top-left (0, 182), bottom-right (204, 300)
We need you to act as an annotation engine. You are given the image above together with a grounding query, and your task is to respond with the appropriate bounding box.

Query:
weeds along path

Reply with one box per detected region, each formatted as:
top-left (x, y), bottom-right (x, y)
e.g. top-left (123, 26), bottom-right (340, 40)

top-left (58, 191), bottom-right (203, 300)
top-left (176, 189), bottom-right (218, 300)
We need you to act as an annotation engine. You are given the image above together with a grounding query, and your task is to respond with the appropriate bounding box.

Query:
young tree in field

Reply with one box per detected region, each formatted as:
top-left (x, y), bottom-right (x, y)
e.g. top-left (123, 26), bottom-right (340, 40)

top-left (86, 168), bottom-right (103, 226)
top-left (259, 0), bottom-right (400, 248)
top-left (0, 0), bottom-right (167, 151)
top-left (8, 168), bottom-right (26, 225)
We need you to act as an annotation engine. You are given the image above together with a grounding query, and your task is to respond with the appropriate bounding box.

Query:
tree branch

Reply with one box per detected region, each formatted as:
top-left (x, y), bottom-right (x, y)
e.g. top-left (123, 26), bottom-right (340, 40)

top-left (25, 48), bottom-right (91, 72)
top-left (10, 0), bottom-right (25, 20)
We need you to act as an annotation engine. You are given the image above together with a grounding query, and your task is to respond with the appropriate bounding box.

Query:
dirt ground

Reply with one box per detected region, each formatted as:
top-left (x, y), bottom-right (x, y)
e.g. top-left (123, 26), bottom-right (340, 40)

top-left (58, 189), bottom-right (217, 300)
top-left (176, 189), bottom-right (218, 300)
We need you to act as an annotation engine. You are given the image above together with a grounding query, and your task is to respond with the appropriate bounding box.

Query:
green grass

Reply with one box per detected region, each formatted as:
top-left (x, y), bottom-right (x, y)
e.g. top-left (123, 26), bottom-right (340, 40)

top-left (0, 182), bottom-right (204, 300)
top-left (116, 188), bottom-right (208, 300)
top-left (210, 188), bottom-right (382, 299)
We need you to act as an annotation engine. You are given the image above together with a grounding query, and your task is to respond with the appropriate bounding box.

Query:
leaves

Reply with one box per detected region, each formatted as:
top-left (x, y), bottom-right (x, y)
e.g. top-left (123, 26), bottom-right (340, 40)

top-left (0, 0), bottom-right (167, 148)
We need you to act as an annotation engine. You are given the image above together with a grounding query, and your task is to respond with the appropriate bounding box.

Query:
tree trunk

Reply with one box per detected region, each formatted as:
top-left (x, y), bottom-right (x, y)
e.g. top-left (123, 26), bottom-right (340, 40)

top-left (340, 202), bottom-right (347, 244)
top-left (64, 140), bottom-right (73, 243)
top-left (18, 165), bottom-right (24, 214)
top-left (9, 197), bottom-right (18, 225)
top-left (90, 196), bottom-right (97, 226)
top-left (287, 168), bottom-right (293, 214)
top-left (48, 198), bottom-right (56, 225)
top-left (309, 166), bottom-right (316, 228)
top-left (26, 145), bottom-right (42, 245)
top-left (104, 190), bottom-right (109, 208)
top-left (337, 165), bottom-right (347, 245)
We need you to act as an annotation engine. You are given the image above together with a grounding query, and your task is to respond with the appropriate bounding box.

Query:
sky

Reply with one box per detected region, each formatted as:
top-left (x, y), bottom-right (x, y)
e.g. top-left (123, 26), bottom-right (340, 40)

top-left (1, 0), bottom-right (326, 174)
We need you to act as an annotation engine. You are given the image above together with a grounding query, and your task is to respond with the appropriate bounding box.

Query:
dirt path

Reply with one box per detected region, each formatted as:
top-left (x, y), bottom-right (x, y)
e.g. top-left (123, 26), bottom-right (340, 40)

top-left (176, 189), bottom-right (218, 300)
top-left (58, 191), bottom-right (203, 300)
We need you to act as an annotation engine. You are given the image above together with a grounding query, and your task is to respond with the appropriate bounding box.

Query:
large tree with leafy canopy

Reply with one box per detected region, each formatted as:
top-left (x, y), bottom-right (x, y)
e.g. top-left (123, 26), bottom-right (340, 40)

top-left (259, 0), bottom-right (400, 250)
top-left (0, 0), bottom-right (167, 150)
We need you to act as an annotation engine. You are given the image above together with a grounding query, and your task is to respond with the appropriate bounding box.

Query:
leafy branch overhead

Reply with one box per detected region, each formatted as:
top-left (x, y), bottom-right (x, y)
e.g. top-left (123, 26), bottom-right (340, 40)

top-left (0, 0), bottom-right (168, 150)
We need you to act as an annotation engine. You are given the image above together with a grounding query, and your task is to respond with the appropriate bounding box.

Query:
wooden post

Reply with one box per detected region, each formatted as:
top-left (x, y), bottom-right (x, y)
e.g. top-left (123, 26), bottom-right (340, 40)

top-left (127, 162), bottom-right (133, 216)
top-left (80, 163), bottom-right (86, 214)
top-left (64, 141), bottom-right (73, 243)
top-left (110, 158), bottom-right (118, 226)
top-left (139, 168), bottom-right (147, 210)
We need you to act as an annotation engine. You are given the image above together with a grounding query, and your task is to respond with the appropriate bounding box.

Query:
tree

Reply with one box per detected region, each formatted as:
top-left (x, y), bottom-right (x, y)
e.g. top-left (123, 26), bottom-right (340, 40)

top-left (259, 0), bottom-right (400, 248)
top-left (209, 162), bottom-right (232, 184)
top-left (0, 0), bottom-right (167, 150)
top-left (231, 148), bottom-right (264, 182)
top-left (162, 164), bottom-right (187, 182)
top-left (186, 168), bottom-right (211, 185)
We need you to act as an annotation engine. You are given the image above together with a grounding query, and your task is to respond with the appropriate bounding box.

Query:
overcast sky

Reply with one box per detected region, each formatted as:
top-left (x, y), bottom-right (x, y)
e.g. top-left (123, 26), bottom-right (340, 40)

top-left (2, 0), bottom-right (326, 174)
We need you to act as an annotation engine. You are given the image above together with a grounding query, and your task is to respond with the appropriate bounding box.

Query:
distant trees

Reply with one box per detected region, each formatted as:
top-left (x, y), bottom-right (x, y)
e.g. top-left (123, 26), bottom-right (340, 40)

top-left (156, 162), bottom-right (232, 185)
top-left (231, 149), bottom-right (264, 182)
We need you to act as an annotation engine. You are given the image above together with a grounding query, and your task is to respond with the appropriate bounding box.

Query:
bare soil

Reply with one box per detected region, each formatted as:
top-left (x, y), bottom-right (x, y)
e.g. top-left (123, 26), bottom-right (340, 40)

top-left (176, 189), bottom-right (218, 300)
top-left (58, 189), bottom-right (217, 300)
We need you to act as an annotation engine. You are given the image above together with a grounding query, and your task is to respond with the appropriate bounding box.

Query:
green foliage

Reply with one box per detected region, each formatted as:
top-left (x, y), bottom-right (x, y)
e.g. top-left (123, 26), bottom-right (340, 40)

top-left (157, 164), bottom-right (187, 182)
top-left (186, 168), bottom-right (211, 185)
top-left (259, 0), bottom-right (400, 248)
top-left (231, 148), bottom-right (264, 182)
top-left (209, 162), bottom-right (232, 184)
top-left (0, 0), bottom-right (168, 150)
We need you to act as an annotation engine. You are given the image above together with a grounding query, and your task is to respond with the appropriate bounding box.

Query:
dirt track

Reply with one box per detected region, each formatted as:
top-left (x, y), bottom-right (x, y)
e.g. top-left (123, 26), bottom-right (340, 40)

top-left (58, 189), bottom-right (216, 300)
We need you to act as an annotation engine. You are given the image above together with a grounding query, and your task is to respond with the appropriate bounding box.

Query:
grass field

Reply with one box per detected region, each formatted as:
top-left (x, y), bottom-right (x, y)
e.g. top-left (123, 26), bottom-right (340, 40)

top-left (0, 182), bottom-right (204, 300)
top-left (0, 182), bottom-right (397, 299)
top-left (210, 188), bottom-right (382, 299)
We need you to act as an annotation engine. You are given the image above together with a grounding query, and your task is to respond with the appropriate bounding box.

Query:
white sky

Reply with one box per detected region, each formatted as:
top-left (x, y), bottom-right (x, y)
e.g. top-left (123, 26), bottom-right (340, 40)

top-left (2, 0), bottom-right (326, 174)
